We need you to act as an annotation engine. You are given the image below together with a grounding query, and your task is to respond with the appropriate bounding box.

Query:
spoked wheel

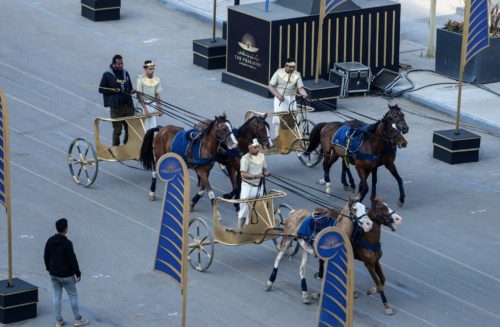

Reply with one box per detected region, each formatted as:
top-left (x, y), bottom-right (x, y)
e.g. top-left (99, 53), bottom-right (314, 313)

top-left (295, 119), bottom-right (322, 168)
top-left (272, 204), bottom-right (300, 256)
top-left (188, 217), bottom-right (214, 272)
top-left (68, 138), bottom-right (98, 187)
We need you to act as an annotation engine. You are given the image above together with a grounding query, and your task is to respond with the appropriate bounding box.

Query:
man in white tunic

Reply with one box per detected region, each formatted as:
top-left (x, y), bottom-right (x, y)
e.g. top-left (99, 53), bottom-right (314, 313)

top-left (237, 139), bottom-right (271, 229)
top-left (268, 58), bottom-right (309, 137)
top-left (136, 60), bottom-right (162, 131)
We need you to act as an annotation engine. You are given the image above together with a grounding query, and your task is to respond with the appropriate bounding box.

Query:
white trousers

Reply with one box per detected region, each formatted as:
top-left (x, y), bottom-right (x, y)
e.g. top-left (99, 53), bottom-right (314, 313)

top-left (238, 181), bottom-right (264, 224)
top-left (273, 96), bottom-right (297, 135)
top-left (143, 103), bottom-right (158, 131)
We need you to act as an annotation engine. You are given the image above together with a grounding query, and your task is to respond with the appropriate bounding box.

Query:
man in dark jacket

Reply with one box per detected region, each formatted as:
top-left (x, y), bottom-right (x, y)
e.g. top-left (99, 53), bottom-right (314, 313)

top-left (99, 54), bottom-right (135, 146)
top-left (44, 218), bottom-right (89, 327)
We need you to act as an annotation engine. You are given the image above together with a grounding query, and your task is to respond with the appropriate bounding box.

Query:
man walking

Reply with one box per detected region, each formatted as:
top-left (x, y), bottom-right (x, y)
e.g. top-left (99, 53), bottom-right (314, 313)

top-left (99, 54), bottom-right (135, 146)
top-left (44, 218), bottom-right (89, 327)
top-left (268, 58), bottom-right (309, 137)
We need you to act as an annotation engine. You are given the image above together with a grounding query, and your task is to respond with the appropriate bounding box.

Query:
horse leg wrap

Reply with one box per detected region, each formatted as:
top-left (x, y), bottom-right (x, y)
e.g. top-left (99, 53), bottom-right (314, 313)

top-left (379, 291), bottom-right (388, 304)
top-left (318, 259), bottom-right (324, 279)
top-left (269, 268), bottom-right (278, 283)
top-left (208, 191), bottom-right (215, 206)
top-left (324, 174), bottom-right (331, 183)
top-left (301, 278), bottom-right (308, 292)
top-left (150, 176), bottom-right (157, 193)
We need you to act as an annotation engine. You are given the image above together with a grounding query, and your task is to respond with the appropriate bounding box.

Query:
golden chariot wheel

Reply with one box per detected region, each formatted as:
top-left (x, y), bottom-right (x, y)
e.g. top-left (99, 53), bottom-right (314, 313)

top-left (272, 203), bottom-right (300, 256)
top-left (67, 137), bottom-right (99, 187)
top-left (188, 217), bottom-right (214, 272)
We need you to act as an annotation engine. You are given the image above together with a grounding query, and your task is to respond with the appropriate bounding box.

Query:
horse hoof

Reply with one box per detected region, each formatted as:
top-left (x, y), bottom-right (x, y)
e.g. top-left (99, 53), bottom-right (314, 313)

top-left (317, 179), bottom-right (326, 185)
top-left (384, 307), bottom-right (395, 315)
top-left (148, 192), bottom-right (156, 201)
top-left (311, 292), bottom-right (321, 300)
top-left (313, 272), bottom-right (323, 280)
top-left (302, 294), bottom-right (312, 304)
top-left (349, 186), bottom-right (356, 192)
top-left (353, 291), bottom-right (361, 299)
top-left (367, 287), bottom-right (377, 295)
top-left (343, 185), bottom-right (350, 192)
top-left (398, 200), bottom-right (404, 207)
top-left (264, 282), bottom-right (273, 292)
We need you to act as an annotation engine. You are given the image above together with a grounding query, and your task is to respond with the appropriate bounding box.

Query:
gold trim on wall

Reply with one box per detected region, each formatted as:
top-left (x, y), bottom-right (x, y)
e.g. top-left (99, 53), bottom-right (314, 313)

top-left (368, 14), bottom-right (371, 67)
top-left (392, 10), bottom-right (396, 65)
top-left (311, 21), bottom-right (315, 76)
top-left (279, 25), bottom-right (283, 68)
top-left (384, 11), bottom-right (387, 66)
top-left (352, 16), bottom-right (356, 62)
top-left (287, 24), bottom-right (291, 59)
top-left (303, 22), bottom-right (307, 77)
top-left (376, 13), bottom-right (380, 67)
top-left (343, 17), bottom-right (347, 62)
top-left (295, 23), bottom-right (299, 70)
top-left (336, 18), bottom-right (339, 64)
top-left (360, 15), bottom-right (364, 64)
top-left (327, 19), bottom-right (331, 72)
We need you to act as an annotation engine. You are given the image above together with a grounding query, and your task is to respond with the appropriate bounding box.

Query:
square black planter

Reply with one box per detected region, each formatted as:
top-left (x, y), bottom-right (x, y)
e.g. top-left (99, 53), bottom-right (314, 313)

top-left (435, 28), bottom-right (500, 83)
top-left (81, 0), bottom-right (121, 22)
top-left (432, 129), bottom-right (480, 164)
top-left (193, 38), bottom-right (226, 70)
top-left (303, 79), bottom-right (339, 112)
top-left (0, 278), bottom-right (38, 324)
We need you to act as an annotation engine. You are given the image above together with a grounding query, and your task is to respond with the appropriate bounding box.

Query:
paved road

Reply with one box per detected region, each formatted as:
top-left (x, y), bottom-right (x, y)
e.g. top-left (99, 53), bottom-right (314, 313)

top-left (1, 1), bottom-right (500, 326)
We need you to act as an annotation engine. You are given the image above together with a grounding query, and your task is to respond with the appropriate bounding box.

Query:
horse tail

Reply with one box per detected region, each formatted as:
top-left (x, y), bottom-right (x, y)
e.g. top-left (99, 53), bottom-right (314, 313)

top-left (140, 127), bottom-right (160, 171)
top-left (304, 122), bottom-right (327, 155)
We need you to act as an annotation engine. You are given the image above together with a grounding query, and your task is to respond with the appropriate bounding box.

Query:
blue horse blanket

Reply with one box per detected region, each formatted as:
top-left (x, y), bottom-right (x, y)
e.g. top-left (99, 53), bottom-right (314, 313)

top-left (332, 125), bottom-right (366, 154)
top-left (171, 129), bottom-right (215, 165)
top-left (297, 213), bottom-right (337, 245)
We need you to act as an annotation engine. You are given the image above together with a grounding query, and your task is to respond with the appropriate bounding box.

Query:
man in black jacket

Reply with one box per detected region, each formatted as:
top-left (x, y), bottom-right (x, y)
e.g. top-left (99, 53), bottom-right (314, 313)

top-left (99, 54), bottom-right (135, 146)
top-left (44, 218), bottom-right (89, 327)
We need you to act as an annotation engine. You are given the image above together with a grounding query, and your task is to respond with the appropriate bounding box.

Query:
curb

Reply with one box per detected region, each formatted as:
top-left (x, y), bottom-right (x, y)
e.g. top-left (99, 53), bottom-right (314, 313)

top-left (401, 92), bottom-right (500, 135)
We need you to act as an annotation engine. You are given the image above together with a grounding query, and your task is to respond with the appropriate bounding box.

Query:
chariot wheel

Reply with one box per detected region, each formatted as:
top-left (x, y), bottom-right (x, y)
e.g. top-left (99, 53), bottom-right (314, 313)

top-left (295, 119), bottom-right (322, 168)
top-left (272, 204), bottom-right (300, 256)
top-left (188, 217), bottom-right (214, 272)
top-left (68, 138), bottom-right (98, 187)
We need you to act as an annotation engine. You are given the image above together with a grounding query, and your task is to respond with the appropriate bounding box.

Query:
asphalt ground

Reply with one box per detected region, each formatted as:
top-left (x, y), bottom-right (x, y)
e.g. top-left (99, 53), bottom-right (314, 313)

top-left (1, 1), bottom-right (500, 326)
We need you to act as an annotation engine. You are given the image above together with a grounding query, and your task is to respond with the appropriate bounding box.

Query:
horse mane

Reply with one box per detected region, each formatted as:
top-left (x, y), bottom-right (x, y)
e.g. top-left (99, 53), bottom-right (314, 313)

top-left (366, 121), bottom-right (380, 134)
top-left (202, 119), bottom-right (216, 135)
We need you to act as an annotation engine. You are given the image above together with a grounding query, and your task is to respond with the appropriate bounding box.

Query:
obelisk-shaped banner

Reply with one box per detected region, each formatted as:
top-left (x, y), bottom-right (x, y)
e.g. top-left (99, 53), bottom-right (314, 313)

top-left (0, 89), bottom-right (13, 285)
top-left (153, 153), bottom-right (190, 327)
top-left (314, 227), bottom-right (354, 327)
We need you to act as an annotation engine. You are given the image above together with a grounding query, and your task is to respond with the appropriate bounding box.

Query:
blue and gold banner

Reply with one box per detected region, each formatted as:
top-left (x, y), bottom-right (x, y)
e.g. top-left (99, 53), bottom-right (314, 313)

top-left (0, 90), bottom-right (10, 209)
top-left (466, 0), bottom-right (490, 63)
top-left (154, 153), bottom-right (190, 291)
top-left (314, 227), bottom-right (354, 327)
top-left (325, 0), bottom-right (348, 15)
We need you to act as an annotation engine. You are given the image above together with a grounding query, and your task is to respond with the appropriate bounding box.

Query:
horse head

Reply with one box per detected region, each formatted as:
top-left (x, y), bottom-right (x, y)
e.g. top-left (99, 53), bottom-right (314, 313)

top-left (385, 104), bottom-right (409, 134)
top-left (213, 113), bottom-right (238, 150)
top-left (248, 113), bottom-right (272, 149)
top-left (369, 197), bottom-right (402, 231)
top-left (347, 197), bottom-right (373, 232)
top-left (382, 125), bottom-right (408, 149)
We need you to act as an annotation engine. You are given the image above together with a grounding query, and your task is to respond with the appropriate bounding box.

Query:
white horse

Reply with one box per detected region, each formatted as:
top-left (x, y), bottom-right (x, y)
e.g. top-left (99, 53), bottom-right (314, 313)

top-left (264, 198), bottom-right (373, 304)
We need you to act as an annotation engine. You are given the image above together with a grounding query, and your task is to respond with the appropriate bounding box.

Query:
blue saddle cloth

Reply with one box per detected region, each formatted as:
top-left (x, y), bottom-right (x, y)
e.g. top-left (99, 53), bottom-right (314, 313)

top-left (332, 125), bottom-right (366, 154)
top-left (171, 129), bottom-right (214, 165)
top-left (297, 214), bottom-right (337, 245)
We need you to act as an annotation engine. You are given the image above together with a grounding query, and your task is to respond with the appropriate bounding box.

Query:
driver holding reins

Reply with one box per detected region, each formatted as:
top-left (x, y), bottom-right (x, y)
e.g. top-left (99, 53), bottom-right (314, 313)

top-left (268, 58), bottom-right (309, 138)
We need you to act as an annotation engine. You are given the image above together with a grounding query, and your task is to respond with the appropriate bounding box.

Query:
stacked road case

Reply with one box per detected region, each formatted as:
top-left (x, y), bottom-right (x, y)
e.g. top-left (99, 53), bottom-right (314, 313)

top-left (329, 62), bottom-right (371, 98)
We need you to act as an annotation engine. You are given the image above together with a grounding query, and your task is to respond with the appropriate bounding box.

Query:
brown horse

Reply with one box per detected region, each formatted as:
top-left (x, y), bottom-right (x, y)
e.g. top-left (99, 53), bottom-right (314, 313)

top-left (305, 105), bottom-right (409, 201)
top-left (354, 197), bottom-right (402, 315)
top-left (340, 119), bottom-right (408, 206)
top-left (315, 197), bottom-right (402, 315)
top-left (139, 113), bottom-right (238, 208)
top-left (264, 199), bottom-right (372, 304)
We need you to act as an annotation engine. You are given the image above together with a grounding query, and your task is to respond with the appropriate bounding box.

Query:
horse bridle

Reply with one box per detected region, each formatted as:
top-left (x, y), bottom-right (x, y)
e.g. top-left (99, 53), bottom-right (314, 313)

top-left (370, 202), bottom-right (396, 225)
